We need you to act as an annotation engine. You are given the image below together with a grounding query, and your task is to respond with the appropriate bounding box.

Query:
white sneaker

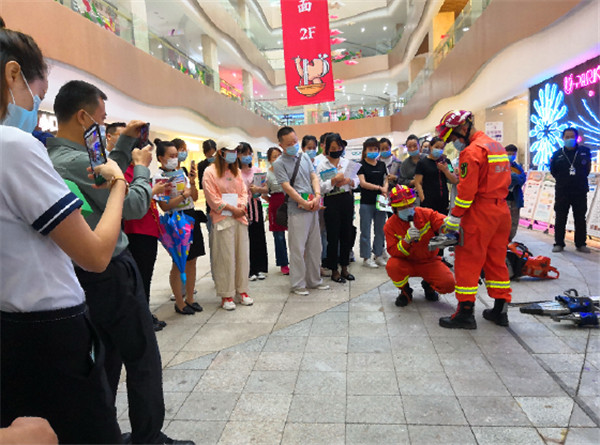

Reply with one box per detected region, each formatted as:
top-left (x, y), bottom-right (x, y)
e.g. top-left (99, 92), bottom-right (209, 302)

top-left (221, 297), bottom-right (236, 311)
top-left (234, 293), bottom-right (254, 306)
top-left (249, 274), bottom-right (258, 281)
top-left (382, 250), bottom-right (390, 260)
top-left (375, 256), bottom-right (388, 267)
top-left (363, 258), bottom-right (378, 268)
top-left (257, 272), bottom-right (267, 280)
top-left (316, 284), bottom-right (330, 290)
top-left (293, 288), bottom-right (309, 296)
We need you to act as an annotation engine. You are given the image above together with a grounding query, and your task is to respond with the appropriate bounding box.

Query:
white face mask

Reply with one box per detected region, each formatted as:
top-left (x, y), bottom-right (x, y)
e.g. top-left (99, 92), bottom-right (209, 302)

top-left (164, 158), bottom-right (178, 170)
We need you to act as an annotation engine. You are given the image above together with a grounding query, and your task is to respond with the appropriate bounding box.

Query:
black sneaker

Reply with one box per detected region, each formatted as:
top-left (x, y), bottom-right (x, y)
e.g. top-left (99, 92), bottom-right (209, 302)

top-left (157, 432), bottom-right (195, 445)
top-left (395, 286), bottom-right (413, 307)
top-left (421, 280), bottom-right (439, 302)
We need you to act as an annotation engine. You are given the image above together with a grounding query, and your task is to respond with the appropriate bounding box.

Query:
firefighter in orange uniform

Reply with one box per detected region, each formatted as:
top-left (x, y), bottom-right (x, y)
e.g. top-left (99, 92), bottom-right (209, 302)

top-left (384, 186), bottom-right (455, 307)
top-left (436, 110), bottom-right (512, 329)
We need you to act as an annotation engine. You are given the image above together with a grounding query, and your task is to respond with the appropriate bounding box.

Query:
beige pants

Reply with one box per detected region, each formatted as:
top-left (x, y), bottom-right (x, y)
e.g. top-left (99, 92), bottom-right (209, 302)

top-left (211, 219), bottom-right (250, 299)
top-left (288, 210), bottom-right (323, 290)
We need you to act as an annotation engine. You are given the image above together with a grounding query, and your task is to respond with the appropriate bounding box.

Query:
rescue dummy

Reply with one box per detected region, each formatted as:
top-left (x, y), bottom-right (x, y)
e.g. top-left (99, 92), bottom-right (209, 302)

top-left (384, 185), bottom-right (455, 307)
top-left (436, 110), bottom-right (512, 329)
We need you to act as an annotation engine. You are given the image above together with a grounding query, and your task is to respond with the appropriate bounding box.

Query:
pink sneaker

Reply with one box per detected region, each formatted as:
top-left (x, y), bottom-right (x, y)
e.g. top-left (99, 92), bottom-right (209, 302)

top-left (281, 265), bottom-right (290, 275)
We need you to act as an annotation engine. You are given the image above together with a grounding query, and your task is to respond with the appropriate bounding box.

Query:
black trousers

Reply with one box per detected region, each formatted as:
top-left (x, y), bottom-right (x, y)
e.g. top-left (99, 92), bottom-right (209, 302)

top-left (554, 189), bottom-right (588, 247)
top-left (1, 304), bottom-right (122, 444)
top-left (127, 233), bottom-right (158, 303)
top-left (75, 250), bottom-right (165, 444)
top-left (248, 203), bottom-right (269, 276)
top-left (324, 192), bottom-right (354, 270)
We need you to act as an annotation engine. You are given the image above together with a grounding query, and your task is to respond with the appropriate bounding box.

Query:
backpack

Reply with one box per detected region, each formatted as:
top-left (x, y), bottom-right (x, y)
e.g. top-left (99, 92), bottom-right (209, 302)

top-left (506, 242), bottom-right (559, 280)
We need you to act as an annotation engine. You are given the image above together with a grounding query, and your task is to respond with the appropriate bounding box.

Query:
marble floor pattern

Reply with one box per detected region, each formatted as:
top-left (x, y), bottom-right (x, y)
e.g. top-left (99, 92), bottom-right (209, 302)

top-left (116, 226), bottom-right (600, 444)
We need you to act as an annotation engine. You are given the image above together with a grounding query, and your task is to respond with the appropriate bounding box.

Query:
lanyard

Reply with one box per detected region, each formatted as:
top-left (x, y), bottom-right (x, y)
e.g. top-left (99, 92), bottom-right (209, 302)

top-left (562, 148), bottom-right (578, 175)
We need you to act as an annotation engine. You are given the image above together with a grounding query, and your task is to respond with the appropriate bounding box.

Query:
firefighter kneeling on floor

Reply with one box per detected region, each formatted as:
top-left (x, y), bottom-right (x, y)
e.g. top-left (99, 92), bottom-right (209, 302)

top-left (384, 185), bottom-right (455, 307)
top-left (436, 109), bottom-right (512, 329)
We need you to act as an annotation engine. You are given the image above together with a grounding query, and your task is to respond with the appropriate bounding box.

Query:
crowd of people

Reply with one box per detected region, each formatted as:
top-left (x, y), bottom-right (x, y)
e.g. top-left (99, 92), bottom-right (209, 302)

top-left (0, 19), bottom-right (594, 445)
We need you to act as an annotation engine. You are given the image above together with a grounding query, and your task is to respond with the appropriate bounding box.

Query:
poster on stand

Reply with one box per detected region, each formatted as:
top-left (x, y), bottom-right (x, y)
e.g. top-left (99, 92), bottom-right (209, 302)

top-left (567, 173), bottom-right (599, 231)
top-left (532, 173), bottom-right (556, 223)
top-left (522, 171), bottom-right (545, 219)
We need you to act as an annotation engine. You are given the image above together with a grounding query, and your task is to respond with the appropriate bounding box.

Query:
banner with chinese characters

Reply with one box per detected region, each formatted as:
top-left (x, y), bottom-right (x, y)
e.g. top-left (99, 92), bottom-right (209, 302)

top-left (281, 0), bottom-right (334, 106)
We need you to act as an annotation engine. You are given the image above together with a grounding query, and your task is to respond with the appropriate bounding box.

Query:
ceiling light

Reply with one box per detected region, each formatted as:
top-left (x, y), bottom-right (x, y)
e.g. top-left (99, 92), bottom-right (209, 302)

top-left (176, 43), bottom-right (180, 47)
top-left (233, 73), bottom-right (237, 77)
top-left (463, 27), bottom-right (470, 32)
top-left (361, 27), bottom-right (365, 33)
top-left (383, 26), bottom-right (387, 31)
top-left (198, 46), bottom-right (202, 50)
top-left (158, 44), bottom-right (163, 49)
top-left (277, 40), bottom-right (282, 44)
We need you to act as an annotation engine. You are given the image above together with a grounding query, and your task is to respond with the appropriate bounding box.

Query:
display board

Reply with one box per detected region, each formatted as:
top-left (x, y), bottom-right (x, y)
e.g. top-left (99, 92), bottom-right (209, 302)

top-left (532, 173), bottom-right (556, 223)
top-left (522, 171), bottom-right (545, 219)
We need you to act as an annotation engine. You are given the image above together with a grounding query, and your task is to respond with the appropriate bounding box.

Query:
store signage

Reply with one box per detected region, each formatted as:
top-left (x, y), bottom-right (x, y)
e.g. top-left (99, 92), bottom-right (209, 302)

top-left (563, 64), bottom-right (600, 95)
top-left (281, 0), bottom-right (334, 106)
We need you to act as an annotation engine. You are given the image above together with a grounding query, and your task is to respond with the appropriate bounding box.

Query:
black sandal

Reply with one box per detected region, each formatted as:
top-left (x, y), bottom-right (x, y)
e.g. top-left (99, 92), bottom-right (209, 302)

top-left (341, 273), bottom-right (355, 281)
top-left (331, 271), bottom-right (346, 283)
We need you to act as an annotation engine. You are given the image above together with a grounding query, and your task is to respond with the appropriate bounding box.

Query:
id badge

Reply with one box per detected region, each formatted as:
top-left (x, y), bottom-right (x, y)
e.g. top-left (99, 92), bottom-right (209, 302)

top-left (569, 166), bottom-right (576, 176)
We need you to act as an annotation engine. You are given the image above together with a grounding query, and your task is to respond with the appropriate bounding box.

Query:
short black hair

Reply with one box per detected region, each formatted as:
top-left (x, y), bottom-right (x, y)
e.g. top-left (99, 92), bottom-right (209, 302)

top-left (325, 133), bottom-right (344, 155)
top-left (405, 134), bottom-right (418, 144)
top-left (562, 127), bottom-right (578, 139)
top-left (379, 137), bottom-right (392, 147)
top-left (171, 138), bottom-right (186, 150)
top-left (363, 137), bottom-right (379, 150)
top-left (302, 135), bottom-right (317, 148)
top-left (202, 139), bottom-right (216, 155)
top-left (505, 144), bottom-right (518, 153)
top-left (106, 122), bottom-right (126, 135)
top-left (267, 146), bottom-right (282, 162)
top-left (319, 132), bottom-right (333, 145)
top-left (277, 126), bottom-right (295, 142)
top-left (237, 142), bottom-right (253, 168)
top-left (154, 138), bottom-right (176, 158)
top-left (54, 80), bottom-right (107, 123)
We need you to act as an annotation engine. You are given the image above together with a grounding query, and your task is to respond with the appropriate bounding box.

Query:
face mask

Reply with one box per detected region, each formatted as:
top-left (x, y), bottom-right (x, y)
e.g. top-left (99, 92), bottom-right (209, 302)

top-left (305, 149), bottom-right (317, 159)
top-left (431, 148), bottom-right (444, 159)
top-left (223, 151), bottom-right (238, 164)
top-left (207, 155), bottom-right (216, 163)
top-left (241, 155), bottom-right (253, 165)
top-left (366, 152), bottom-right (379, 160)
top-left (408, 150), bottom-right (419, 157)
top-left (380, 150), bottom-right (391, 158)
top-left (286, 143), bottom-right (300, 156)
top-left (453, 141), bottom-right (466, 152)
top-left (421, 148), bottom-right (430, 155)
top-left (329, 150), bottom-right (343, 159)
top-left (178, 151), bottom-right (188, 162)
top-left (508, 154), bottom-right (517, 163)
top-left (2, 72), bottom-right (41, 133)
top-left (564, 138), bottom-right (576, 148)
top-left (163, 158), bottom-right (178, 170)
top-left (396, 207), bottom-right (415, 221)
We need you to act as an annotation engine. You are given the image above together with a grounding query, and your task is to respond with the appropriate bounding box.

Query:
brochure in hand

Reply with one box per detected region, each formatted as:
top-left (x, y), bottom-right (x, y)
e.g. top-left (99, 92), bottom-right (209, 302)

top-left (319, 167), bottom-right (337, 181)
top-left (376, 194), bottom-right (392, 212)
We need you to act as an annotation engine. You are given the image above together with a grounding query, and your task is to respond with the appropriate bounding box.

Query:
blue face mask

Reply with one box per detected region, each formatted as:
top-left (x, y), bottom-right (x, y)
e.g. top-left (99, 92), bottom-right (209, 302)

top-left (241, 155), bottom-right (253, 165)
top-left (408, 150), bottom-right (420, 157)
top-left (207, 155), bottom-right (216, 163)
top-left (396, 207), bottom-right (415, 221)
top-left (305, 149), bottom-right (317, 159)
top-left (380, 150), bottom-right (391, 158)
top-left (366, 152), bottom-right (379, 160)
top-left (453, 140), bottom-right (466, 152)
top-left (223, 151), bottom-right (238, 164)
top-left (564, 138), bottom-right (576, 148)
top-left (286, 143), bottom-right (300, 156)
top-left (178, 151), bottom-right (188, 162)
top-left (431, 148), bottom-right (444, 159)
top-left (508, 154), bottom-right (517, 163)
top-left (2, 72), bottom-right (41, 133)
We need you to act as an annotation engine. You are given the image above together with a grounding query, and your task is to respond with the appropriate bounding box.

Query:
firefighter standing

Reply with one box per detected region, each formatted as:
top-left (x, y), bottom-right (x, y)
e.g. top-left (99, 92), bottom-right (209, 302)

top-left (436, 110), bottom-right (512, 329)
top-left (384, 186), bottom-right (455, 307)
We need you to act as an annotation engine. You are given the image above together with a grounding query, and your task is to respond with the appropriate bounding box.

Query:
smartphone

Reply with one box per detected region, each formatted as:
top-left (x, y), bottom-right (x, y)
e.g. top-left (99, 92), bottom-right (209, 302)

top-left (190, 160), bottom-right (195, 169)
top-left (84, 123), bottom-right (108, 185)
top-left (137, 123), bottom-right (150, 148)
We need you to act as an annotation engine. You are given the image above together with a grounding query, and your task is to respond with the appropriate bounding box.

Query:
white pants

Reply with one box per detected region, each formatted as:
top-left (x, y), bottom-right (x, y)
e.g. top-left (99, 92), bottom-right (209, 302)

top-left (288, 210), bottom-right (323, 290)
top-left (211, 219), bottom-right (250, 299)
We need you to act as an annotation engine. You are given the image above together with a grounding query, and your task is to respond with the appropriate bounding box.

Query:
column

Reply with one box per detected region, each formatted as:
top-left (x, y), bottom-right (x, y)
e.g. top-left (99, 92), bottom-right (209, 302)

top-left (130, 0), bottom-right (150, 53)
top-left (201, 34), bottom-right (220, 92)
top-left (236, 0), bottom-right (250, 30)
top-left (242, 70), bottom-right (254, 111)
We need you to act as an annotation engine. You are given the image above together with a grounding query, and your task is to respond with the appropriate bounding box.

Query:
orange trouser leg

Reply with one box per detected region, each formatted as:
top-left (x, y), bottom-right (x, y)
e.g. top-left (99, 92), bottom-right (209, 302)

top-left (483, 205), bottom-right (512, 302)
top-left (386, 257), bottom-right (411, 288)
top-left (420, 258), bottom-right (455, 294)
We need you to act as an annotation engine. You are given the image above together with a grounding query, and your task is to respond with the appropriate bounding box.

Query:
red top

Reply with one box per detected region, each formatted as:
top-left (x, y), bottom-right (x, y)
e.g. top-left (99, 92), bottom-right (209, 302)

top-left (123, 164), bottom-right (161, 238)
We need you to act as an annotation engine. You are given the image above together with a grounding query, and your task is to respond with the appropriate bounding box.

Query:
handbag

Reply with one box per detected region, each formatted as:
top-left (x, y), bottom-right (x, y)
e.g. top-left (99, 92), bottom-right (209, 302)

top-left (275, 153), bottom-right (303, 228)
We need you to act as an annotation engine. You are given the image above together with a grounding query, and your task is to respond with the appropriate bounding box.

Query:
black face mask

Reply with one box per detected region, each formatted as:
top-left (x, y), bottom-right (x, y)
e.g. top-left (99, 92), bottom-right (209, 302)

top-left (329, 150), bottom-right (343, 159)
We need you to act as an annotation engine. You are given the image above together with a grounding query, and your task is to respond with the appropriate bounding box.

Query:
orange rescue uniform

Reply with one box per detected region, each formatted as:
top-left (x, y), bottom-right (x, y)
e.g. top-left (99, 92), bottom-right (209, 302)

top-left (451, 131), bottom-right (512, 302)
top-left (384, 207), bottom-right (455, 294)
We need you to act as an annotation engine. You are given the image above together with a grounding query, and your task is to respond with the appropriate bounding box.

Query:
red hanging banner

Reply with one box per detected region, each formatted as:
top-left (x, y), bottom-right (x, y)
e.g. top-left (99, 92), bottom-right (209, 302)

top-left (281, 0), bottom-right (334, 107)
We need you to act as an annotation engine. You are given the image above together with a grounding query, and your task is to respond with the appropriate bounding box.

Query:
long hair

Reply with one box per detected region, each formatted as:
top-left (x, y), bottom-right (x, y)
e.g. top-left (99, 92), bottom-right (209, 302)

top-left (214, 148), bottom-right (239, 178)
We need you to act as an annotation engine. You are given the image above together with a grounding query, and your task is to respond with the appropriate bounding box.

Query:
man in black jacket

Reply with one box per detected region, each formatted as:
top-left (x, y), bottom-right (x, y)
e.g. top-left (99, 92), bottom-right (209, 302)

top-left (549, 127), bottom-right (591, 253)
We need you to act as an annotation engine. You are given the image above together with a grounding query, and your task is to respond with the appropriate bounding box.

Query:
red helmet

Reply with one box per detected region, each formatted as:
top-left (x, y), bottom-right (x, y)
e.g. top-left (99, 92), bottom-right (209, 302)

top-left (436, 110), bottom-right (473, 141)
top-left (389, 185), bottom-right (416, 208)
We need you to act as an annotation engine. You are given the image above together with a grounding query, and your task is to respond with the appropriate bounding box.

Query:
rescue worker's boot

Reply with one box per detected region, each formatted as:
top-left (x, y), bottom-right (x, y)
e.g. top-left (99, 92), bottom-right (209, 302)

top-left (482, 299), bottom-right (509, 326)
top-left (421, 280), bottom-right (439, 302)
top-left (395, 285), bottom-right (413, 307)
top-left (439, 301), bottom-right (477, 329)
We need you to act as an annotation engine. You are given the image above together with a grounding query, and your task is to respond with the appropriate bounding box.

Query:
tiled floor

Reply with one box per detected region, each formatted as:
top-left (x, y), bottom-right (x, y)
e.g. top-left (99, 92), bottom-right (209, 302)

top-left (118, 226), bottom-right (600, 444)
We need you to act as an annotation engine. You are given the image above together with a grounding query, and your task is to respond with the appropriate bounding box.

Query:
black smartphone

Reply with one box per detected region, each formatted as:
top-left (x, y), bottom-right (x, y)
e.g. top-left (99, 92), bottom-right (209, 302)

top-left (137, 123), bottom-right (150, 148)
top-left (84, 123), bottom-right (108, 185)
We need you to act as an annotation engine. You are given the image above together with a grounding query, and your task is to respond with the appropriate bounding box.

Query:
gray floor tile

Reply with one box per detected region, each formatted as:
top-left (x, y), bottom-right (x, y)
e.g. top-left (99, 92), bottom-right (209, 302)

top-left (431, 335), bottom-right (483, 355)
top-left (347, 352), bottom-right (395, 371)
top-left (309, 321), bottom-right (349, 337)
top-left (254, 352), bottom-right (303, 371)
top-left (224, 336), bottom-right (268, 353)
top-left (346, 395), bottom-right (404, 424)
top-left (281, 423), bottom-right (345, 445)
top-left (389, 335), bottom-right (437, 354)
top-left (569, 403), bottom-right (597, 427)
top-left (537, 427), bottom-right (570, 445)
top-left (346, 424), bottom-right (409, 444)
top-left (349, 322), bottom-right (389, 337)
top-left (471, 426), bottom-right (545, 444)
top-left (162, 369), bottom-right (204, 392)
top-left (295, 371), bottom-right (346, 395)
top-left (300, 352), bottom-right (347, 372)
top-left (348, 336), bottom-right (391, 353)
top-left (438, 353), bottom-right (494, 373)
top-left (230, 393), bottom-right (292, 422)
top-left (458, 396), bottom-right (531, 426)
top-left (520, 335), bottom-right (575, 354)
top-left (349, 311), bottom-right (386, 324)
top-left (164, 420), bottom-right (225, 444)
top-left (537, 353), bottom-right (586, 374)
top-left (515, 396), bottom-right (574, 427)
top-left (347, 371), bottom-right (399, 396)
top-left (305, 335), bottom-right (348, 353)
top-left (164, 392), bottom-right (189, 419)
top-left (393, 353), bottom-right (444, 373)
top-left (287, 394), bottom-right (346, 423)
top-left (313, 311), bottom-right (349, 324)
top-left (407, 425), bottom-right (477, 445)
top-left (486, 352), bottom-right (546, 375)
top-left (218, 420), bottom-right (284, 445)
top-left (174, 392), bottom-right (239, 421)
top-left (402, 395), bottom-right (467, 425)
top-left (446, 371), bottom-right (510, 397)
top-left (262, 335), bottom-right (307, 352)
top-left (397, 371), bottom-right (454, 396)
top-left (168, 352), bottom-right (217, 370)
top-left (193, 369), bottom-right (250, 393)
top-left (244, 370), bottom-right (298, 394)
top-left (208, 351), bottom-right (260, 372)
top-left (271, 318), bottom-right (312, 337)
top-left (499, 371), bottom-right (568, 397)
top-left (564, 427), bottom-right (600, 445)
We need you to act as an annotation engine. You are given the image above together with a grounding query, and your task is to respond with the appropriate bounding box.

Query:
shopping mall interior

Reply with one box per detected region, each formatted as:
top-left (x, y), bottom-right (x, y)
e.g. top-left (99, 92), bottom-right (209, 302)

top-left (2, 1), bottom-right (599, 444)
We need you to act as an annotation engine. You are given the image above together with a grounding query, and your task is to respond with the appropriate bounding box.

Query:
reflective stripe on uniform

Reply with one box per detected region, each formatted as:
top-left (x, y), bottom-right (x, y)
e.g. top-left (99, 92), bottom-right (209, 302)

top-left (454, 197), bottom-right (473, 209)
top-left (488, 154), bottom-right (509, 163)
top-left (455, 285), bottom-right (478, 295)
top-left (397, 240), bottom-right (409, 256)
top-left (392, 275), bottom-right (410, 288)
top-left (486, 280), bottom-right (511, 289)
top-left (419, 221), bottom-right (431, 237)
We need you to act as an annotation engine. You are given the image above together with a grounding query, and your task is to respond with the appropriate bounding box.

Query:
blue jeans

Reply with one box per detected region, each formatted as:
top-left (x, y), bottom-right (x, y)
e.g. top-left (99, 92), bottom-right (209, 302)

top-left (272, 231), bottom-right (289, 267)
top-left (359, 203), bottom-right (386, 259)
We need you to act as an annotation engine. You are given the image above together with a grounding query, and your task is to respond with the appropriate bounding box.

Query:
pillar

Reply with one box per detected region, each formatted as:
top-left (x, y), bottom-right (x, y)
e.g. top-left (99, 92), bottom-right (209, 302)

top-left (201, 34), bottom-right (220, 92)
top-left (242, 70), bottom-right (254, 110)
top-left (130, 0), bottom-right (150, 53)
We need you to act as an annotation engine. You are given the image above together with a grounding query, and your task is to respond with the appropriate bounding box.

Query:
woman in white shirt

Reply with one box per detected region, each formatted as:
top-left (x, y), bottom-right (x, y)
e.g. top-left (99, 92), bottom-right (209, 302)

top-left (316, 133), bottom-right (359, 283)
